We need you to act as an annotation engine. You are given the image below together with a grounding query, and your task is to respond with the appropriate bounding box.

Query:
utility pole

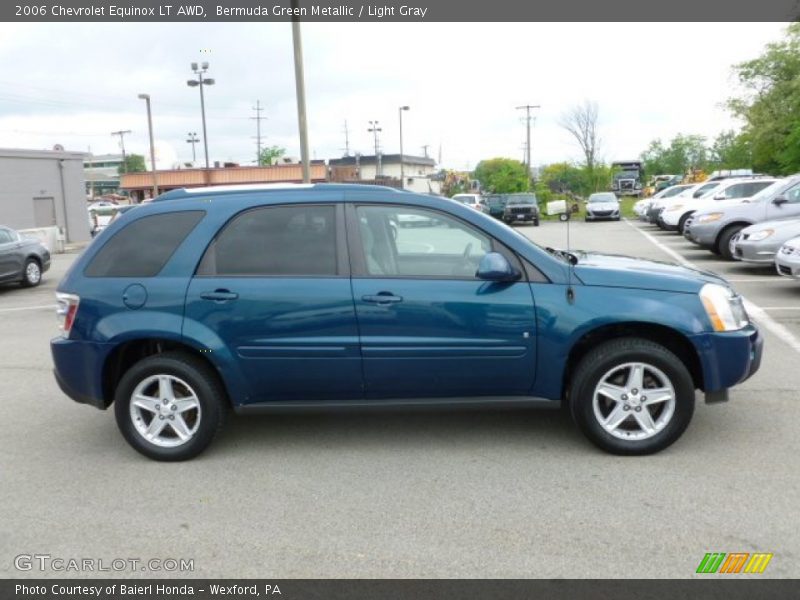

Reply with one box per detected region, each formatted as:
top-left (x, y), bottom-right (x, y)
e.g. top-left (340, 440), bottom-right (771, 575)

top-left (341, 120), bottom-right (351, 156)
top-left (111, 130), bottom-right (131, 172)
top-left (186, 132), bottom-right (199, 163)
top-left (251, 100), bottom-right (266, 164)
top-left (421, 144), bottom-right (430, 158)
top-left (291, 0), bottom-right (311, 183)
top-left (516, 104), bottom-right (540, 177)
top-left (368, 120), bottom-right (382, 177)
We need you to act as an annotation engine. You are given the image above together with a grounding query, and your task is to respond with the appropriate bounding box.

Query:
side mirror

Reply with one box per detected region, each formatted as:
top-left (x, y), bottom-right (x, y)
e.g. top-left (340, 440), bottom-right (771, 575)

top-left (713, 193), bottom-right (726, 201)
top-left (476, 252), bottom-right (520, 282)
top-left (773, 196), bottom-right (788, 206)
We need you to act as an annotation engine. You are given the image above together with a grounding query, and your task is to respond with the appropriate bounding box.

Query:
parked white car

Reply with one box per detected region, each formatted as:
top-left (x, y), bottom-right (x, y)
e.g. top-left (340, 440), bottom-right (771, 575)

top-left (775, 235), bottom-right (800, 279)
top-left (451, 193), bottom-right (488, 213)
top-left (660, 178), bottom-right (779, 233)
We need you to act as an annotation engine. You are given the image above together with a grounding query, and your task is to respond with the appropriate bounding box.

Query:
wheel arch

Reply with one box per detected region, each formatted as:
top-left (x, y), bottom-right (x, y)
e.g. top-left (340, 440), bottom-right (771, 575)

top-left (714, 220), bottom-right (753, 249)
top-left (101, 338), bottom-right (232, 408)
top-left (563, 322), bottom-right (704, 400)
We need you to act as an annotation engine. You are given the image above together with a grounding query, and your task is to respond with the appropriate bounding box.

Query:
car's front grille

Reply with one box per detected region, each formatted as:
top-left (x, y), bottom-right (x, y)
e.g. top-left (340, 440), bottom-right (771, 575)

top-left (509, 207), bottom-right (532, 215)
top-left (591, 210), bottom-right (612, 217)
top-left (779, 265), bottom-right (792, 275)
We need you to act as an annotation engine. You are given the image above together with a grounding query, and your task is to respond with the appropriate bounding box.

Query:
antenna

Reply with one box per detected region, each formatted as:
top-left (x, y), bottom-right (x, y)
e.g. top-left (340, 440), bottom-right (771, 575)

top-left (566, 201), bottom-right (575, 304)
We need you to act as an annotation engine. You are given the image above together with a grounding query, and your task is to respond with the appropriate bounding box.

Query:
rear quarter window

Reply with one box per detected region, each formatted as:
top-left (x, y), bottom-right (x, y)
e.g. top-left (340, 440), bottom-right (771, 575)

top-left (84, 211), bottom-right (205, 277)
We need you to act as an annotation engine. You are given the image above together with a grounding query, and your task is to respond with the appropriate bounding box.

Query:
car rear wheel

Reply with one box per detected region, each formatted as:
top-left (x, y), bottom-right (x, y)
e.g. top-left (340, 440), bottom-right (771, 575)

top-left (21, 258), bottom-right (42, 287)
top-left (569, 338), bottom-right (695, 455)
top-left (114, 352), bottom-right (227, 461)
top-left (718, 225), bottom-right (744, 261)
top-left (560, 213), bottom-right (570, 222)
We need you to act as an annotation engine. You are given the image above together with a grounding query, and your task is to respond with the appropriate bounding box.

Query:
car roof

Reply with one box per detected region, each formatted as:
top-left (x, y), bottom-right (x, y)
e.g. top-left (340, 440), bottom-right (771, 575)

top-left (154, 182), bottom-right (406, 202)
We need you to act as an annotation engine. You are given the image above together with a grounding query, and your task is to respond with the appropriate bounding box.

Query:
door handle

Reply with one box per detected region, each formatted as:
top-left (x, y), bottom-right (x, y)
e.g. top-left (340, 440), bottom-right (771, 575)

top-left (362, 292), bottom-right (403, 305)
top-left (200, 289), bottom-right (239, 302)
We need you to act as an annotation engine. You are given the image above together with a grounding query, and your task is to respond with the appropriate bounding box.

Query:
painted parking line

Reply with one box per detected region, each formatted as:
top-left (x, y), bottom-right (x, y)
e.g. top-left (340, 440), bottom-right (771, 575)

top-left (0, 304), bottom-right (55, 313)
top-left (624, 219), bottom-right (800, 354)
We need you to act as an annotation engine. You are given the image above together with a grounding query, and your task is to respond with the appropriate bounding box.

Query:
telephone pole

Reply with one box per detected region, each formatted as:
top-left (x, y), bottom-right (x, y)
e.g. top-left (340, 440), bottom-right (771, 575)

top-left (111, 130), bottom-right (132, 172)
top-left (251, 100), bottom-right (266, 164)
top-left (421, 144), bottom-right (430, 158)
top-left (341, 120), bottom-right (351, 156)
top-left (516, 104), bottom-right (540, 177)
top-left (368, 120), bottom-right (382, 177)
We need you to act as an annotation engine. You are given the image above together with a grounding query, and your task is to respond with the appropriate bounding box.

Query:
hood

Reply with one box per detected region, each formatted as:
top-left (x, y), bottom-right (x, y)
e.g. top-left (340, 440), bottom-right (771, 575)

top-left (743, 217), bottom-right (800, 235)
top-left (587, 202), bottom-right (618, 211)
top-left (573, 252), bottom-right (727, 293)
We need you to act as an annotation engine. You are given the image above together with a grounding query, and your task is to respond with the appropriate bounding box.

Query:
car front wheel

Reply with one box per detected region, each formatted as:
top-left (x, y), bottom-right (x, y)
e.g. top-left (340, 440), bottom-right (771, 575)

top-left (569, 338), bottom-right (695, 455)
top-left (21, 258), bottom-right (42, 287)
top-left (718, 225), bottom-right (744, 261)
top-left (114, 352), bottom-right (227, 461)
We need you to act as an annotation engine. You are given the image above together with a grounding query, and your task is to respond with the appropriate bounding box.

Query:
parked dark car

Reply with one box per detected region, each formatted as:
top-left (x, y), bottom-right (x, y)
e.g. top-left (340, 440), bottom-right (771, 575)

top-left (0, 225), bottom-right (51, 287)
top-left (503, 193), bottom-right (540, 226)
top-left (484, 194), bottom-right (507, 219)
top-left (52, 184), bottom-right (762, 461)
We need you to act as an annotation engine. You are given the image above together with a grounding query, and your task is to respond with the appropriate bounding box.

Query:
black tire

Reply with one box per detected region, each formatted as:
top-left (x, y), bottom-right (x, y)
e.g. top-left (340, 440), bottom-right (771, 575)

top-left (533, 218), bottom-right (540, 227)
top-left (114, 352), bottom-right (227, 461)
top-left (559, 213), bottom-right (570, 222)
top-left (717, 225), bottom-right (744, 261)
top-left (20, 258), bottom-right (42, 287)
top-left (569, 338), bottom-right (695, 455)
top-left (677, 213), bottom-right (691, 235)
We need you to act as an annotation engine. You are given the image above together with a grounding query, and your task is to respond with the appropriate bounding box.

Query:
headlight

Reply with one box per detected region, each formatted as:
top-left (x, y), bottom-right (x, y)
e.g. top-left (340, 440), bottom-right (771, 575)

top-left (747, 229), bottom-right (774, 242)
top-left (700, 284), bottom-right (749, 332)
top-left (665, 204), bottom-right (684, 212)
top-left (696, 212), bottom-right (723, 224)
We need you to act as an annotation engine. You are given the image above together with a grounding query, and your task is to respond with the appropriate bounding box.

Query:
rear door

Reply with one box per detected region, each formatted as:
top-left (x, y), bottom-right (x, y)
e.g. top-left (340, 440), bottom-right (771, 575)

top-left (183, 202), bottom-right (363, 404)
top-left (346, 200), bottom-right (537, 399)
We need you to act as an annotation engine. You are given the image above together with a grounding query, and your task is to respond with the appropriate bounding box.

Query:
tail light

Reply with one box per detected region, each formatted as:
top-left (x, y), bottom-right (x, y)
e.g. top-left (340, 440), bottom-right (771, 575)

top-left (56, 293), bottom-right (80, 338)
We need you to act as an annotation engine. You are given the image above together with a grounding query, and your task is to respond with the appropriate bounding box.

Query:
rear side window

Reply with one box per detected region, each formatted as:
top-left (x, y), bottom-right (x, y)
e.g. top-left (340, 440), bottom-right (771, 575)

top-left (197, 204), bottom-right (337, 276)
top-left (85, 211), bottom-right (205, 277)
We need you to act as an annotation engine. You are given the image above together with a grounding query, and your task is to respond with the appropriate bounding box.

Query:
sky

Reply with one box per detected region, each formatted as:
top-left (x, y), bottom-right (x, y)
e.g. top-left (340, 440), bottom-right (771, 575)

top-left (0, 22), bottom-right (789, 171)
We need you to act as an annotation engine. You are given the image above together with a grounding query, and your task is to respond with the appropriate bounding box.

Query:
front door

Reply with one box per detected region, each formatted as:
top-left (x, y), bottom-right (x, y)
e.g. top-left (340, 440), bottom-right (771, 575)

top-left (347, 202), bottom-right (537, 399)
top-left (184, 203), bottom-right (362, 404)
top-left (766, 180), bottom-right (800, 220)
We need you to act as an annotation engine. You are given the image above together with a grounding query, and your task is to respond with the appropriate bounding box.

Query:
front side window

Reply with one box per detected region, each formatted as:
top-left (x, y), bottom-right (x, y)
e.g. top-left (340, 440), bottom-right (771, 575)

top-left (355, 205), bottom-right (491, 278)
top-left (199, 204), bottom-right (337, 276)
top-left (0, 229), bottom-right (12, 244)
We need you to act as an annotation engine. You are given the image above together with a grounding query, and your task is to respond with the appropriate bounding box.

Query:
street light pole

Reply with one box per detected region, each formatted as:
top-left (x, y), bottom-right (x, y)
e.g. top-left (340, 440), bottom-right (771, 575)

top-left (187, 62), bottom-right (215, 169)
top-left (186, 132), bottom-right (199, 163)
top-left (138, 94), bottom-right (158, 199)
top-left (398, 105), bottom-right (409, 189)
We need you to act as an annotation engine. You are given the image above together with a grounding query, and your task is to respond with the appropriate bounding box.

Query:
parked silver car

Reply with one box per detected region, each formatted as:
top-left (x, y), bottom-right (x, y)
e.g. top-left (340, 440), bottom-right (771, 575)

top-left (732, 218), bottom-right (800, 264)
top-left (585, 192), bottom-right (620, 221)
top-left (685, 175), bottom-right (800, 260)
top-left (775, 235), bottom-right (800, 279)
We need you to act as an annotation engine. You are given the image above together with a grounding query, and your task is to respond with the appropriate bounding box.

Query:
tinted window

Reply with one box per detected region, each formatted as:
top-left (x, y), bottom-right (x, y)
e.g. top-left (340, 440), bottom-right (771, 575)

top-left (356, 205), bottom-right (491, 278)
top-left (85, 211), bottom-right (204, 277)
top-left (199, 205), bottom-right (337, 276)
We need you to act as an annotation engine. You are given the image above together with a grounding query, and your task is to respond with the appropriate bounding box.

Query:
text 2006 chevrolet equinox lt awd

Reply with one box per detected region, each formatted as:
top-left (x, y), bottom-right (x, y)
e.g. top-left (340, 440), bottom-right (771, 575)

top-left (51, 184), bottom-right (762, 461)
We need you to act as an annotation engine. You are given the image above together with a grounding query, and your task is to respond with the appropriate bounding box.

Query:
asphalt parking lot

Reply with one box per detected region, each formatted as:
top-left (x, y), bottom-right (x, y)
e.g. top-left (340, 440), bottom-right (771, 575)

top-left (1, 220), bottom-right (798, 579)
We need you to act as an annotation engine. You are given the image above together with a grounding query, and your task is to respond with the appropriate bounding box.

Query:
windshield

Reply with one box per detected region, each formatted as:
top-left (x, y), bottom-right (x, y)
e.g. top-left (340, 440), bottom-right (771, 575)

top-left (486, 196), bottom-right (506, 206)
top-left (506, 194), bottom-right (536, 205)
top-left (662, 185), bottom-right (690, 198)
top-left (615, 170), bottom-right (639, 180)
top-left (588, 193), bottom-right (617, 203)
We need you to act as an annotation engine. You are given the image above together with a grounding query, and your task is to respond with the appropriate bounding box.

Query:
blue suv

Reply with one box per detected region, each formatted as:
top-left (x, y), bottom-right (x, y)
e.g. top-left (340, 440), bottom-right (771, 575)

top-left (51, 184), bottom-right (762, 460)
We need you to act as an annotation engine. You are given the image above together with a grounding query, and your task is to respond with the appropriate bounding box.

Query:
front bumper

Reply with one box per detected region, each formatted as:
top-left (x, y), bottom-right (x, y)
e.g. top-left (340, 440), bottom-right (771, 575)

top-left (51, 337), bottom-right (112, 410)
top-left (775, 252), bottom-right (800, 278)
top-left (685, 220), bottom-right (720, 246)
top-left (733, 240), bottom-right (779, 264)
top-left (690, 324), bottom-right (763, 395)
top-left (586, 210), bottom-right (620, 221)
top-left (504, 211), bottom-right (538, 222)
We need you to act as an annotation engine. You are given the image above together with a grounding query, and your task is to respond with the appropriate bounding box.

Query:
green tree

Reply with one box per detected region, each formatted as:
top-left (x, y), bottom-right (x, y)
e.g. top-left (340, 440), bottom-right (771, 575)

top-left (119, 154), bottom-right (146, 174)
top-left (640, 134), bottom-right (708, 177)
top-left (258, 145), bottom-right (286, 166)
top-left (709, 130), bottom-right (752, 170)
top-left (728, 23), bottom-right (800, 174)
top-left (473, 158), bottom-right (530, 194)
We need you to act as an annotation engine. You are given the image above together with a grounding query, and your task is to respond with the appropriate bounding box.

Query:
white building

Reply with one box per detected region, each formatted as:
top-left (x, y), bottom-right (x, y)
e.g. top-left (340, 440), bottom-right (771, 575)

top-left (328, 154), bottom-right (439, 195)
top-left (84, 154), bottom-right (123, 197)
